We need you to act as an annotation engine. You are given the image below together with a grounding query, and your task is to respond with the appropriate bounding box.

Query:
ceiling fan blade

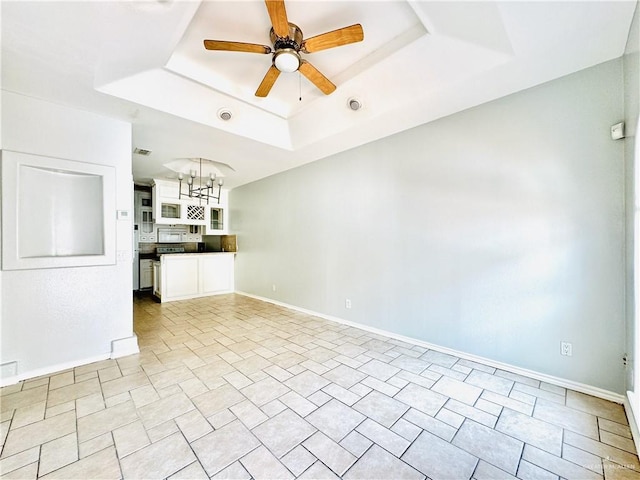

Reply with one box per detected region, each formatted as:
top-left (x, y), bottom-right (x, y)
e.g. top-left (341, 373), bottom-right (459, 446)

top-left (298, 60), bottom-right (336, 95)
top-left (302, 24), bottom-right (364, 53)
top-left (255, 65), bottom-right (281, 97)
top-left (265, 0), bottom-right (290, 38)
top-left (204, 40), bottom-right (271, 54)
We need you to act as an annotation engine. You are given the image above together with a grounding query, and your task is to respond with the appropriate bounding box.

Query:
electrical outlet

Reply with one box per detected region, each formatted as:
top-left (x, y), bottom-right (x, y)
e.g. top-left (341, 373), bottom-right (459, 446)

top-left (561, 342), bottom-right (572, 357)
top-left (345, 299), bottom-right (352, 309)
top-left (272, 284), bottom-right (277, 292)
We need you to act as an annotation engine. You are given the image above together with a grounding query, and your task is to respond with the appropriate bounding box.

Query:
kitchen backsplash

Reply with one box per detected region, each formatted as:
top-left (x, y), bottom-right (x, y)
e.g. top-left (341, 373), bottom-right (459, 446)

top-left (138, 235), bottom-right (237, 254)
top-left (220, 235), bottom-right (237, 252)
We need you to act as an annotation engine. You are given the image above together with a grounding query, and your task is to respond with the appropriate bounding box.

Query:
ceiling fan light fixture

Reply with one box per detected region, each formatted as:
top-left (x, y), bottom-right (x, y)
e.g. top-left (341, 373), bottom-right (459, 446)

top-left (274, 49), bottom-right (300, 73)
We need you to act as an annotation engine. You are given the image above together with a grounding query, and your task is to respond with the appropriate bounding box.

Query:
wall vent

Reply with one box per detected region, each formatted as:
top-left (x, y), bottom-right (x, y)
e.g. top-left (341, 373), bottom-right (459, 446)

top-left (133, 148), bottom-right (152, 156)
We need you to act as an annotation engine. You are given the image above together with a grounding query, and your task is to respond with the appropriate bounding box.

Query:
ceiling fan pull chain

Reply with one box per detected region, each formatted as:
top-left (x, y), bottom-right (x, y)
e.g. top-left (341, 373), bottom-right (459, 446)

top-left (299, 71), bottom-right (302, 102)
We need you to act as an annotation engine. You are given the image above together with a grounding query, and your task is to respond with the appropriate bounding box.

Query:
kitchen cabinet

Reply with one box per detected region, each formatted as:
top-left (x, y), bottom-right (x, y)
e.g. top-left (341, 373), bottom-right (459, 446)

top-left (134, 190), bottom-right (150, 223)
top-left (139, 209), bottom-right (156, 242)
top-left (154, 198), bottom-right (208, 225)
top-left (134, 190), bottom-right (156, 243)
top-left (139, 258), bottom-right (154, 289)
top-left (152, 178), bottom-right (228, 229)
top-left (205, 207), bottom-right (226, 234)
top-left (154, 253), bottom-right (234, 302)
top-left (200, 254), bottom-right (234, 294)
top-left (186, 225), bottom-right (203, 242)
top-left (160, 202), bottom-right (181, 221)
top-left (164, 256), bottom-right (199, 298)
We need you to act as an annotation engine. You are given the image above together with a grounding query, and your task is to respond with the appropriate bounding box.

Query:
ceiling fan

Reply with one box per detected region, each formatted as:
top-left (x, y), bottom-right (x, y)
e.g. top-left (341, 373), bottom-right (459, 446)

top-left (203, 0), bottom-right (364, 97)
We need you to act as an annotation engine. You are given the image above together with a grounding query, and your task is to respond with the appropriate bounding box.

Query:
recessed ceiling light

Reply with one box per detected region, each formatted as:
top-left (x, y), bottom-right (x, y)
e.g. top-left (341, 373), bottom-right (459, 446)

top-left (218, 109), bottom-right (232, 121)
top-left (348, 98), bottom-right (362, 111)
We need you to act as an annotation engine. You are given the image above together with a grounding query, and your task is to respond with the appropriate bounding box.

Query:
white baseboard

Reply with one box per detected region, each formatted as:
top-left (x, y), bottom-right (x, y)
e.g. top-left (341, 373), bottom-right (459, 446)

top-left (237, 291), bottom-right (625, 404)
top-left (1, 334), bottom-right (140, 387)
top-left (625, 392), bottom-right (640, 454)
top-left (0, 353), bottom-right (111, 388)
top-left (111, 334), bottom-right (140, 358)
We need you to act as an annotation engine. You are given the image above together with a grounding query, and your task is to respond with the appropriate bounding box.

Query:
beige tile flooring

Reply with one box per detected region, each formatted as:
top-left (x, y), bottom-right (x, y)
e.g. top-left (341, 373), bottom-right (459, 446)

top-left (1, 293), bottom-right (640, 479)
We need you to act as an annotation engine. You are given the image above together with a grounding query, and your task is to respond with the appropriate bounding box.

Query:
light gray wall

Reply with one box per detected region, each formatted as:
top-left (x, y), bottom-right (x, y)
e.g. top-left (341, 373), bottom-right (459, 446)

top-left (232, 59), bottom-right (626, 393)
top-left (625, 2), bottom-right (640, 394)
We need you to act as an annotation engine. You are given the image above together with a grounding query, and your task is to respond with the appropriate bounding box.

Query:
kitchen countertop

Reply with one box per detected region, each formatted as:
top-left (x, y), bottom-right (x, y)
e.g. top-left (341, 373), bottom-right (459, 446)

top-left (158, 251), bottom-right (236, 258)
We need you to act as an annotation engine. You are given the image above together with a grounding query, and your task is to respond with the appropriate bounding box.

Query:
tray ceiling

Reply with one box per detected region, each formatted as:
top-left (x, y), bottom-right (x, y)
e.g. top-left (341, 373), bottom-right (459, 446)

top-left (2, 1), bottom-right (636, 188)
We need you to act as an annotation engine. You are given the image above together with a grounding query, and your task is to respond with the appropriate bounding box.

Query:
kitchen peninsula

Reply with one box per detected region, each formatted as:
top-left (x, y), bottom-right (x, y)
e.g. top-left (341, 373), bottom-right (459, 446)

top-left (153, 251), bottom-right (234, 303)
top-left (133, 178), bottom-right (236, 303)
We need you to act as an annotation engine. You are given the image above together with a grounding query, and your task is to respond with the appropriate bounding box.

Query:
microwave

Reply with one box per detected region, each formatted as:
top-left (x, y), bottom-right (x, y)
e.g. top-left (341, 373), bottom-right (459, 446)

top-left (157, 228), bottom-right (187, 243)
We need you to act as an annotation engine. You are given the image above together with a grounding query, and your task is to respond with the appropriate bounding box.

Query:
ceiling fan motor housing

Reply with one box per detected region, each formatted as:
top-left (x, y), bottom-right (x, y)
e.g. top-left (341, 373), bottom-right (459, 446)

top-left (270, 24), bottom-right (304, 73)
top-left (270, 23), bottom-right (303, 49)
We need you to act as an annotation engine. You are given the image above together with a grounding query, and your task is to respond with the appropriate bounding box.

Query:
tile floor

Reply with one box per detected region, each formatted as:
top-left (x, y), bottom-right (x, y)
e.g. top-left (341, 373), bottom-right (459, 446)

top-left (1, 293), bottom-right (640, 479)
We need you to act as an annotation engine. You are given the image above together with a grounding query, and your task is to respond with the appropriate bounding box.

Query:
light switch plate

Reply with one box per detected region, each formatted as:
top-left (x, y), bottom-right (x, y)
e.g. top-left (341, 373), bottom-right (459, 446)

top-left (117, 210), bottom-right (131, 220)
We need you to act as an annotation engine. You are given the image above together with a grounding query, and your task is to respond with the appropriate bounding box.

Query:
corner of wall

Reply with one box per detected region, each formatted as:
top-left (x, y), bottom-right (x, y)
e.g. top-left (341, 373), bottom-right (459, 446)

top-left (110, 335), bottom-right (140, 359)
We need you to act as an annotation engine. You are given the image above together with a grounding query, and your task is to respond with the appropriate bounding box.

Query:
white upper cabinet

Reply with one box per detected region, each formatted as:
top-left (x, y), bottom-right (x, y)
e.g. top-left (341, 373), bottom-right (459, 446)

top-left (134, 190), bottom-right (156, 242)
top-left (206, 205), bottom-right (226, 235)
top-left (152, 178), bottom-right (228, 227)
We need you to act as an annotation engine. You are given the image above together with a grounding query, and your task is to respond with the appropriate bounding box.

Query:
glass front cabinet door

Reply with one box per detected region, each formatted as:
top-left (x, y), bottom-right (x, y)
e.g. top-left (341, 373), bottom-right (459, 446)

top-left (160, 202), bottom-right (181, 220)
top-left (206, 207), bottom-right (225, 234)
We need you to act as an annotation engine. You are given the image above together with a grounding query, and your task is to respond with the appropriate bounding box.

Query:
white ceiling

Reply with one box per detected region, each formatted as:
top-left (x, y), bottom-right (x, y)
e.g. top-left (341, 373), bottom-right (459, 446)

top-left (1, 0), bottom-right (636, 188)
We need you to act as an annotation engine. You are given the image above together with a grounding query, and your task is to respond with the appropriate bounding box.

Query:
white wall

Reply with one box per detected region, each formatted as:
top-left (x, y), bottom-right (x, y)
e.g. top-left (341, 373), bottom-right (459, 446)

top-left (0, 92), bottom-right (136, 383)
top-left (232, 59), bottom-right (626, 393)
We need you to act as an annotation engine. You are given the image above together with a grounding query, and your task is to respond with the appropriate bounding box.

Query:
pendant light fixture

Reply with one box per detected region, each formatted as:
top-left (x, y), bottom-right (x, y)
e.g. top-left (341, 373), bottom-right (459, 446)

top-left (177, 157), bottom-right (224, 204)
